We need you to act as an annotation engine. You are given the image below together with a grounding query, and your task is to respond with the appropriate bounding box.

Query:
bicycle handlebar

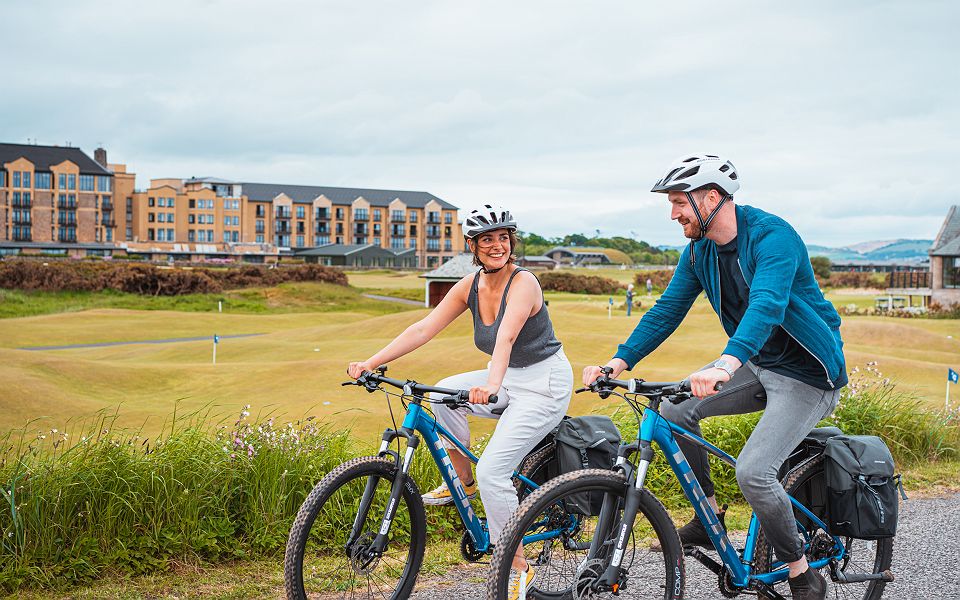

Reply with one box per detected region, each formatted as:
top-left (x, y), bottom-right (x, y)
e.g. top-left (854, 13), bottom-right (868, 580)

top-left (343, 370), bottom-right (498, 404)
top-left (576, 374), bottom-right (721, 404)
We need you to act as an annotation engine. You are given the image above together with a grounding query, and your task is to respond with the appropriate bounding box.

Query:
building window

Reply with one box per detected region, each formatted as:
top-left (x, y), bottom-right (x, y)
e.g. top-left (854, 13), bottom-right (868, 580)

top-left (316, 235), bottom-right (330, 245)
top-left (224, 216), bottom-right (232, 226)
top-left (233, 216), bottom-right (239, 226)
top-left (232, 231), bottom-right (239, 243)
top-left (296, 235), bottom-right (305, 247)
top-left (126, 227), bottom-right (132, 240)
top-left (296, 206), bottom-right (305, 219)
top-left (0, 170), bottom-right (5, 187)
top-left (97, 176), bottom-right (112, 192)
top-left (34, 172), bottom-right (51, 189)
top-left (80, 175), bottom-right (95, 191)
top-left (335, 207), bottom-right (344, 220)
top-left (444, 240), bottom-right (452, 251)
top-left (391, 209), bottom-right (404, 222)
top-left (58, 173), bottom-right (66, 189)
top-left (148, 213), bottom-right (155, 223)
top-left (354, 208), bottom-right (368, 220)
top-left (373, 237), bottom-right (381, 247)
top-left (148, 197), bottom-right (155, 207)
top-left (316, 207), bottom-right (328, 220)
top-left (256, 204), bottom-right (265, 217)
top-left (68, 174), bottom-right (76, 190)
top-left (188, 230), bottom-right (196, 242)
top-left (13, 171), bottom-right (20, 187)
top-left (445, 212), bottom-right (452, 224)
top-left (373, 209), bottom-right (381, 221)
top-left (256, 234), bottom-right (264, 244)
top-left (409, 238), bottom-right (417, 249)
top-left (408, 211), bottom-right (417, 223)
top-left (944, 257), bottom-right (960, 289)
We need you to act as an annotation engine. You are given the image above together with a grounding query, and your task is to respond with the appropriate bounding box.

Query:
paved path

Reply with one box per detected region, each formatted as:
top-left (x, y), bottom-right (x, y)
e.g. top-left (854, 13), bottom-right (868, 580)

top-left (18, 333), bottom-right (263, 351)
top-left (362, 293), bottom-right (424, 306)
top-left (411, 493), bottom-right (958, 599)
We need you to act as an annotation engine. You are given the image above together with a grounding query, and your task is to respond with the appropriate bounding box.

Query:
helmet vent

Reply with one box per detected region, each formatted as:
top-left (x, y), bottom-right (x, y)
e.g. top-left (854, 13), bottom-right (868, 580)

top-left (682, 157), bottom-right (698, 163)
top-left (677, 166), bottom-right (700, 180)
top-left (729, 172), bottom-right (738, 180)
top-left (719, 164), bottom-right (729, 173)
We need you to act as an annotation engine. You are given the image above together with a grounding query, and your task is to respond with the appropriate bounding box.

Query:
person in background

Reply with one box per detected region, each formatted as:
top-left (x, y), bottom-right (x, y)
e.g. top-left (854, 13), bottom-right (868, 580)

top-left (626, 283), bottom-right (634, 316)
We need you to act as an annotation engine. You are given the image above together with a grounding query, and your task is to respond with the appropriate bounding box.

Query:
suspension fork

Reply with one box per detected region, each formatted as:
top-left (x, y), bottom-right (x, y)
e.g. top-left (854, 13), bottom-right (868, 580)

top-left (600, 441), bottom-right (654, 589)
top-left (356, 427), bottom-right (419, 555)
top-left (586, 442), bottom-right (637, 559)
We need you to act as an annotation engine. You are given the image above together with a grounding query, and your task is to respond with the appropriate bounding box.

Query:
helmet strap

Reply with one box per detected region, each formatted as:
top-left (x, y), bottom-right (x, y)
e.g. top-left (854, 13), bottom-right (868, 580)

top-left (684, 191), bottom-right (730, 266)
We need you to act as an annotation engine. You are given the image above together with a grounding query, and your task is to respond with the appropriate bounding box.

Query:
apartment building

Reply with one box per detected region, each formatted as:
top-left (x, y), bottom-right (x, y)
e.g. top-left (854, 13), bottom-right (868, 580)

top-left (129, 178), bottom-right (463, 267)
top-left (0, 143), bottom-right (134, 256)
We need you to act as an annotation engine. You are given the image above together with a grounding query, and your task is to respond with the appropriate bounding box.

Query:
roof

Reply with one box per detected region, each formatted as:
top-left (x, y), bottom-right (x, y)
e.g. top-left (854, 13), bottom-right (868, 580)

top-left (421, 253), bottom-right (478, 279)
top-left (930, 205), bottom-right (960, 256)
top-left (547, 246), bottom-right (632, 264)
top-left (186, 177), bottom-right (237, 185)
top-left (520, 255), bottom-right (556, 262)
top-left (241, 181), bottom-right (457, 209)
top-left (294, 244), bottom-right (415, 258)
top-left (0, 143), bottom-right (112, 176)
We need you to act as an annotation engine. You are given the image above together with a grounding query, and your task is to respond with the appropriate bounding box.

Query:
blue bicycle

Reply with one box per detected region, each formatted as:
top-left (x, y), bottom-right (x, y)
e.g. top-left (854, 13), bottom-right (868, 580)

top-left (486, 369), bottom-right (894, 599)
top-left (283, 368), bottom-right (574, 599)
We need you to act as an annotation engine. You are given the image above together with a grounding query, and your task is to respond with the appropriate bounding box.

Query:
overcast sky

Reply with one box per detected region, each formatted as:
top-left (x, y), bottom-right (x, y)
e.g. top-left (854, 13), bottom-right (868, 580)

top-left (3, 1), bottom-right (957, 246)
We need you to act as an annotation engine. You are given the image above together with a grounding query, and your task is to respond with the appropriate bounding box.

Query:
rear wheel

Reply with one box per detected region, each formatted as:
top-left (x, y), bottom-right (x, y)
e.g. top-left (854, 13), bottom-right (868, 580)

top-left (753, 454), bottom-right (893, 600)
top-left (487, 469), bottom-right (684, 600)
top-left (284, 456), bottom-right (426, 599)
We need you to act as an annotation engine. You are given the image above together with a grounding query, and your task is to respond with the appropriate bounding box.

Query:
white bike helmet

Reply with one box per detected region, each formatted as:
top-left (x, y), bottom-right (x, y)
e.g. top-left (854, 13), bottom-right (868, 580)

top-left (463, 204), bottom-right (518, 239)
top-left (651, 154), bottom-right (740, 196)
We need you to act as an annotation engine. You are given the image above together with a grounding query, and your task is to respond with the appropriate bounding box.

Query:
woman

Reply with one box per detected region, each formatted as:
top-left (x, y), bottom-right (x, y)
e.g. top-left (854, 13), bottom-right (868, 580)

top-left (348, 204), bottom-right (572, 598)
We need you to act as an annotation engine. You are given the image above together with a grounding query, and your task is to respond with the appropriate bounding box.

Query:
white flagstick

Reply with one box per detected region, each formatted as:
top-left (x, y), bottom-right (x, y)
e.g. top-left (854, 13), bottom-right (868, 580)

top-left (947, 378), bottom-right (951, 411)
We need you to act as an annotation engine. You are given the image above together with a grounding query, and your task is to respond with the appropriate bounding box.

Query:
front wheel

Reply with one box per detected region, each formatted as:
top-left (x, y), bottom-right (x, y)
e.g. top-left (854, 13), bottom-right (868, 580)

top-left (486, 468), bottom-right (684, 600)
top-left (753, 454), bottom-right (894, 600)
top-left (284, 456), bottom-right (427, 599)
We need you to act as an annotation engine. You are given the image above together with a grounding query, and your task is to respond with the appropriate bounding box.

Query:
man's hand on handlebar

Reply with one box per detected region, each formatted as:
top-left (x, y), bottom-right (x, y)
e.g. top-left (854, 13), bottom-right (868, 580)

top-left (582, 358), bottom-right (628, 387)
top-left (688, 367), bottom-right (730, 398)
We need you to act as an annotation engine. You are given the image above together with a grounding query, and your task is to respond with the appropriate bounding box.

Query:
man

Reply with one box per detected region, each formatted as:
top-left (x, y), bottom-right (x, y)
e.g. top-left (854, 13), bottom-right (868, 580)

top-left (583, 154), bottom-right (846, 600)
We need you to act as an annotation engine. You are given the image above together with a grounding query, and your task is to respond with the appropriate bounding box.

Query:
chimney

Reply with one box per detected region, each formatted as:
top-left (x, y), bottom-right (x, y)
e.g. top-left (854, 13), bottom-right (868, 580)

top-left (94, 147), bottom-right (108, 167)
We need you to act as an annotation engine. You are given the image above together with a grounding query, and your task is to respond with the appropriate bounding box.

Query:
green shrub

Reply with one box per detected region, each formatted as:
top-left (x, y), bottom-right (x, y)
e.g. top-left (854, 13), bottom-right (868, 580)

top-left (0, 260), bottom-right (347, 297)
top-left (538, 271), bottom-right (622, 295)
top-left (633, 269), bottom-right (674, 293)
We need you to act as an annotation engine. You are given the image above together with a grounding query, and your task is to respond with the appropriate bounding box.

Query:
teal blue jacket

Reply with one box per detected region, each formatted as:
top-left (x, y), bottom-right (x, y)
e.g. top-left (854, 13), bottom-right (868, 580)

top-left (614, 204), bottom-right (846, 389)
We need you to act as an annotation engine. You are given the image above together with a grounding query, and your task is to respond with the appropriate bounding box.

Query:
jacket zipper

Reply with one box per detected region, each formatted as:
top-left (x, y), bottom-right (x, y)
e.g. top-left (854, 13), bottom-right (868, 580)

top-left (734, 258), bottom-right (835, 390)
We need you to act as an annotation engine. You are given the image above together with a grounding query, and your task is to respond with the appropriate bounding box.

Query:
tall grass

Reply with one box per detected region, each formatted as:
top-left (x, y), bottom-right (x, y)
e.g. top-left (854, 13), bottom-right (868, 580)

top-left (1, 367), bottom-right (956, 592)
top-left (0, 399), bottom-right (469, 592)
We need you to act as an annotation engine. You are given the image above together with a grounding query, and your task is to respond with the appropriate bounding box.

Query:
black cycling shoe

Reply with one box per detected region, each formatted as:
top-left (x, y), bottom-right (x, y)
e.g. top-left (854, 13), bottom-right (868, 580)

top-left (788, 567), bottom-right (827, 600)
top-left (651, 505), bottom-right (727, 551)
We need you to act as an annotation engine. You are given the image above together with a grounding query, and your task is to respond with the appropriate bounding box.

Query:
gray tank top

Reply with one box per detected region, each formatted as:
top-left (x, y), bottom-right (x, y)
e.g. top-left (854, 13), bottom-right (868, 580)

top-left (468, 268), bottom-right (562, 368)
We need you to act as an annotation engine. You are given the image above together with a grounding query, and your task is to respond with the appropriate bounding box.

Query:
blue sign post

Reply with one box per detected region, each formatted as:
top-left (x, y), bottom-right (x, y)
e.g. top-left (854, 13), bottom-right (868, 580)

top-left (948, 368), bottom-right (959, 410)
top-left (213, 334), bottom-right (220, 365)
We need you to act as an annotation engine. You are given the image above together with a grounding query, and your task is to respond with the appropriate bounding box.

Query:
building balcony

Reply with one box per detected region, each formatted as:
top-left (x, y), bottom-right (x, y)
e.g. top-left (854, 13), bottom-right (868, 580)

top-left (12, 215), bottom-right (31, 225)
top-left (102, 218), bottom-right (116, 227)
top-left (57, 201), bottom-right (77, 210)
top-left (427, 216), bottom-right (441, 224)
top-left (102, 202), bottom-right (114, 211)
top-left (12, 233), bottom-right (32, 242)
top-left (275, 225), bottom-right (292, 234)
top-left (353, 214), bottom-right (369, 222)
top-left (57, 234), bottom-right (77, 243)
top-left (11, 200), bottom-right (31, 208)
top-left (315, 227), bottom-right (330, 235)
top-left (57, 217), bottom-right (78, 226)
top-left (426, 246), bottom-right (441, 253)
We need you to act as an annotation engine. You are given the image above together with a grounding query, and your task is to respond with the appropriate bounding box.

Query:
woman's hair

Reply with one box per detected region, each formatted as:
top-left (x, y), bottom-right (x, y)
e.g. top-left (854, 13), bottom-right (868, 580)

top-left (469, 229), bottom-right (519, 268)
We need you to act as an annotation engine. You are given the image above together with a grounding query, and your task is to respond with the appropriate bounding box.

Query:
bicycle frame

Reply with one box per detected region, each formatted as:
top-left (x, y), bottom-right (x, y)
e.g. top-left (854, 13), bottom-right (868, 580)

top-left (365, 393), bottom-right (556, 557)
top-left (630, 403), bottom-right (846, 588)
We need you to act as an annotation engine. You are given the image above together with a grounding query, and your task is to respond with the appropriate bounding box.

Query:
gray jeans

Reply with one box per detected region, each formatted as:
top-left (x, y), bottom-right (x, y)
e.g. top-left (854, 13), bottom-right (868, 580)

top-left (661, 361), bottom-right (839, 563)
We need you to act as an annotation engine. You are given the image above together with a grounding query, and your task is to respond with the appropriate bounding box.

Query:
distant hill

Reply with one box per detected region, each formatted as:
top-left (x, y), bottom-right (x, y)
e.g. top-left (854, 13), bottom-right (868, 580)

top-left (807, 239), bottom-right (932, 263)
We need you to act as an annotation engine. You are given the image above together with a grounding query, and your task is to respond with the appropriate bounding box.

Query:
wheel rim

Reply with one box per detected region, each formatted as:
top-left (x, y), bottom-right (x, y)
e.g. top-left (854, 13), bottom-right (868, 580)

top-left (299, 469), bottom-right (417, 598)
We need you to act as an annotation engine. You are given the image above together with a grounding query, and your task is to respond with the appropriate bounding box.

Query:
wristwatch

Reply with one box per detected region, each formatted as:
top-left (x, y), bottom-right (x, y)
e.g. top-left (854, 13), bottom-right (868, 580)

top-left (713, 359), bottom-right (736, 378)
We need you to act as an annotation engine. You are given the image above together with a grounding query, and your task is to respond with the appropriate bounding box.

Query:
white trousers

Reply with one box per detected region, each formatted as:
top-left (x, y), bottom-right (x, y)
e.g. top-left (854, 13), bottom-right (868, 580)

top-left (431, 348), bottom-right (573, 543)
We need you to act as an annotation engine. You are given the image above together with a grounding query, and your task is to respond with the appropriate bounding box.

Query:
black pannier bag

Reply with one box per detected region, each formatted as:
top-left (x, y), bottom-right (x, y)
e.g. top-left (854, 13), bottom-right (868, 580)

top-left (823, 435), bottom-right (904, 539)
top-left (553, 415), bottom-right (621, 516)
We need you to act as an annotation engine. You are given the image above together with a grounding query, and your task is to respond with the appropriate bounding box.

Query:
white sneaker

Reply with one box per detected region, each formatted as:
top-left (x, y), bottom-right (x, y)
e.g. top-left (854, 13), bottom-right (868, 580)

top-left (507, 565), bottom-right (536, 600)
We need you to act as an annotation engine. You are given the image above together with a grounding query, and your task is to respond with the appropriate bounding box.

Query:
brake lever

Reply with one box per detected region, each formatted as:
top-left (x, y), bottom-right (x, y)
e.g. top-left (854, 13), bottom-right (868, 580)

top-left (341, 380), bottom-right (359, 386)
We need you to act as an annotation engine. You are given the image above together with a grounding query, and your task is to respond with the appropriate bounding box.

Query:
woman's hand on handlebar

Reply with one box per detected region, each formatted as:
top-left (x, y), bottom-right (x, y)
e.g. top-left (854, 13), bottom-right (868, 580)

top-left (347, 361), bottom-right (375, 380)
top-left (468, 385), bottom-right (497, 405)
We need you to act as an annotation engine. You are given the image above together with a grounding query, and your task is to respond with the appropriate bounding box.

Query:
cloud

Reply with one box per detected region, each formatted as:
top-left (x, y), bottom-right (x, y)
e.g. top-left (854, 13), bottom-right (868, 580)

top-left (2, 0), bottom-right (956, 246)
